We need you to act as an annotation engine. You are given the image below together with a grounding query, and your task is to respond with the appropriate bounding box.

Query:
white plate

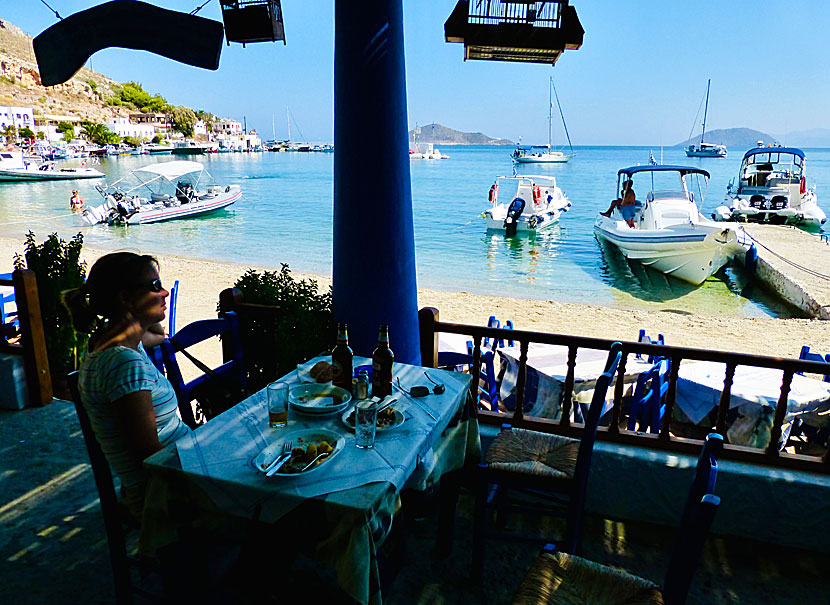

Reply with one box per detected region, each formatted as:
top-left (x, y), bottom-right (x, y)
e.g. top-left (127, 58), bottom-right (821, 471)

top-left (254, 429), bottom-right (345, 477)
top-left (341, 405), bottom-right (406, 432)
top-left (289, 384), bottom-right (352, 415)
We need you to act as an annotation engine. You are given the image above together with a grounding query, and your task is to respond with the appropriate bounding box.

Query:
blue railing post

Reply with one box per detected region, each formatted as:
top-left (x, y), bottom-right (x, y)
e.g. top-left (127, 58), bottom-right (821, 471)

top-left (333, 0), bottom-right (419, 363)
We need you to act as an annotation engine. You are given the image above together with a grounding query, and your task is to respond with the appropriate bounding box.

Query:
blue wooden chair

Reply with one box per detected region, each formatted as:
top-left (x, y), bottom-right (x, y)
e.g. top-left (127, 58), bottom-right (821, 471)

top-left (437, 345), bottom-right (499, 410)
top-left (482, 315), bottom-right (500, 350)
top-left (168, 279), bottom-right (179, 337)
top-left (627, 357), bottom-right (670, 434)
top-left (472, 343), bottom-right (623, 581)
top-left (510, 433), bottom-right (723, 605)
top-left (0, 272), bottom-right (19, 341)
top-left (161, 311), bottom-right (246, 428)
top-left (67, 372), bottom-right (163, 604)
top-left (799, 345), bottom-right (830, 382)
top-left (637, 328), bottom-right (666, 362)
top-left (791, 346), bottom-right (830, 447)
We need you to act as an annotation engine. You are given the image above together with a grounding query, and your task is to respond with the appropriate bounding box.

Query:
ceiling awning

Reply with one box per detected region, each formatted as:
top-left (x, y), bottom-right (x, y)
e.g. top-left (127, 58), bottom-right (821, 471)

top-left (445, 1), bottom-right (583, 66)
top-left (134, 161), bottom-right (204, 181)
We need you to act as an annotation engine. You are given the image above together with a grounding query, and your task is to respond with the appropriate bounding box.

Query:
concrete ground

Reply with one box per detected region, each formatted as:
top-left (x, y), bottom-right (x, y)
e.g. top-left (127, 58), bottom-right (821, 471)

top-left (3, 399), bottom-right (829, 604)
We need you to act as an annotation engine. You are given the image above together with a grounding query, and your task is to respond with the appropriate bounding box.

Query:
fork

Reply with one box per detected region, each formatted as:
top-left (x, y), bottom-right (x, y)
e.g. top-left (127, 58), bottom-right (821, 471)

top-left (264, 440), bottom-right (293, 476)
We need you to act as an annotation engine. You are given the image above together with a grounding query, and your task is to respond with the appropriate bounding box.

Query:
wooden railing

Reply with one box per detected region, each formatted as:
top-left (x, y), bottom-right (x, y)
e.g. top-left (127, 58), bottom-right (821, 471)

top-left (419, 307), bottom-right (830, 474)
top-left (0, 270), bottom-right (52, 406)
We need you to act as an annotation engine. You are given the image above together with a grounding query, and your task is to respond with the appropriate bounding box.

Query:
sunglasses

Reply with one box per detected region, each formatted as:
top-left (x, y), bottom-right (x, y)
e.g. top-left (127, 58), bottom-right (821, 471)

top-left (136, 278), bottom-right (164, 292)
top-left (394, 374), bottom-right (445, 397)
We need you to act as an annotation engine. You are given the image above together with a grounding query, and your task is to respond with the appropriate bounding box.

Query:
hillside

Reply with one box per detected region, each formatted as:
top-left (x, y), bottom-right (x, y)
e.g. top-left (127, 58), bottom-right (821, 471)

top-left (410, 123), bottom-right (513, 146)
top-left (0, 18), bottom-right (132, 123)
top-left (676, 128), bottom-right (777, 149)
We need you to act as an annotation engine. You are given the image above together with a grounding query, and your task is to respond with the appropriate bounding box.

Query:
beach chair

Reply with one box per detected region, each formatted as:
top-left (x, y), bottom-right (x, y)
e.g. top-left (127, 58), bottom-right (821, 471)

top-left (510, 433), bottom-right (722, 605)
top-left (67, 372), bottom-right (163, 604)
top-left (472, 343), bottom-right (623, 581)
top-left (161, 311), bottom-right (246, 428)
top-left (627, 357), bottom-right (670, 434)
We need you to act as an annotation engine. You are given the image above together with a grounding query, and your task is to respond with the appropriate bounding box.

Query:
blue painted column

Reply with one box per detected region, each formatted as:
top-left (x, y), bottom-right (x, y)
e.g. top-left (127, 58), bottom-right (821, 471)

top-left (333, 0), bottom-right (420, 363)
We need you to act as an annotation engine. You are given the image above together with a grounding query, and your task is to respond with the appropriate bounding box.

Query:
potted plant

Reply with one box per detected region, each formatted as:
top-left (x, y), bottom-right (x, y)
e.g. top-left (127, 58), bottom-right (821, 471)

top-left (14, 231), bottom-right (87, 396)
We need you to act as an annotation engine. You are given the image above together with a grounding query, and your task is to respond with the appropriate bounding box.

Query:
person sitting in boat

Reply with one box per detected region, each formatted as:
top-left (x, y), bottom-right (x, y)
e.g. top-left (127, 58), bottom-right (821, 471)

top-left (69, 189), bottom-right (84, 211)
top-left (601, 180), bottom-right (637, 227)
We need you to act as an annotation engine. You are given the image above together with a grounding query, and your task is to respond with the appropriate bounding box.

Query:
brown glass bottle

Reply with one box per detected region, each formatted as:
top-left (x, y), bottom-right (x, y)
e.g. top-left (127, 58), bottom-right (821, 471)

top-left (331, 323), bottom-right (353, 391)
top-left (371, 324), bottom-right (394, 398)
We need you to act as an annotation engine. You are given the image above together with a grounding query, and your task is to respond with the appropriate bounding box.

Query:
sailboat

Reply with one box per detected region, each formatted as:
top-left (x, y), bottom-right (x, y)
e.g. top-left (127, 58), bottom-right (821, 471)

top-left (685, 79), bottom-right (727, 158)
top-left (512, 77), bottom-right (574, 164)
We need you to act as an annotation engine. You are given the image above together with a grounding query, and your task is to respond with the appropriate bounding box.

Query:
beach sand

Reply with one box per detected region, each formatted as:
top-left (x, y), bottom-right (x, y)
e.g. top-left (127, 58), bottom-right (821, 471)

top-left (2, 233), bottom-right (829, 367)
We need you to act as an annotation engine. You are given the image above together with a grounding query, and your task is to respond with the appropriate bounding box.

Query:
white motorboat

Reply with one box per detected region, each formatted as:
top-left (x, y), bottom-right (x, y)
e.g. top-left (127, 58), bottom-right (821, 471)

top-left (0, 150), bottom-right (105, 182)
top-left (712, 145), bottom-right (826, 229)
top-left (142, 143), bottom-right (175, 155)
top-left (484, 174), bottom-right (571, 235)
top-left (594, 165), bottom-right (746, 285)
top-left (82, 160), bottom-right (241, 225)
top-left (684, 79), bottom-right (727, 158)
top-left (512, 77), bottom-right (574, 164)
top-left (409, 142), bottom-right (450, 160)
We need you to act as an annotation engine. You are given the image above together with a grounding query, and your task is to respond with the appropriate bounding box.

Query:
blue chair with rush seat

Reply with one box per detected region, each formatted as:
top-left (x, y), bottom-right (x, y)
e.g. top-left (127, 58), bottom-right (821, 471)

top-left (472, 343), bottom-right (623, 581)
top-left (510, 433), bottom-right (723, 605)
top-left (161, 311), bottom-right (246, 429)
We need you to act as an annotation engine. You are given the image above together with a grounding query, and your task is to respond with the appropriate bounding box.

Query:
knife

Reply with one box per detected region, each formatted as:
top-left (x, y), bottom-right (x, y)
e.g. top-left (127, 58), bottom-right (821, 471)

top-left (262, 451), bottom-right (291, 475)
top-left (265, 452), bottom-right (293, 477)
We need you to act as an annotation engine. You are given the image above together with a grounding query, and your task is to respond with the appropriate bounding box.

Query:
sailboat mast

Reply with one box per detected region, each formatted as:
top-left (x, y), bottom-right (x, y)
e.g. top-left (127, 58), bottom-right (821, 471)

top-left (700, 79), bottom-right (711, 146)
top-left (548, 76), bottom-right (553, 151)
top-left (286, 106), bottom-right (291, 142)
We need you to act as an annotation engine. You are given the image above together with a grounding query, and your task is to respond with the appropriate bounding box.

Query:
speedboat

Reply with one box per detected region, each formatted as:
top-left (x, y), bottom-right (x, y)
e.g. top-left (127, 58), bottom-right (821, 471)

top-left (594, 165), bottom-right (746, 285)
top-left (0, 150), bottom-right (105, 182)
top-left (712, 145), bottom-right (826, 229)
top-left (142, 143), bottom-right (175, 155)
top-left (484, 174), bottom-right (571, 235)
top-left (82, 160), bottom-right (241, 225)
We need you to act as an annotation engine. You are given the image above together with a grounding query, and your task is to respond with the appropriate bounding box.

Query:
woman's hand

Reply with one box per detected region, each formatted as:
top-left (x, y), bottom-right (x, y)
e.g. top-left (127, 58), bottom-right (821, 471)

top-left (142, 322), bottom-right (166, 348)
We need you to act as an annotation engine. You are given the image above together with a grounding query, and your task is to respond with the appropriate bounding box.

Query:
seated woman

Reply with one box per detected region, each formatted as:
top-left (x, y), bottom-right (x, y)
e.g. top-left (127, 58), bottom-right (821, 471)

top-left (600, 179), bottom-right (637, 227)
top-left (62, 252), bottom-right (188, 522)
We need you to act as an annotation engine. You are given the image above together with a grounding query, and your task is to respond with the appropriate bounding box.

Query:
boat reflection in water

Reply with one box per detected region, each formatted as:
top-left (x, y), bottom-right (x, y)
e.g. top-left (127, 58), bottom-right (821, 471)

top-left (482, 226), bottom-right (565, 285)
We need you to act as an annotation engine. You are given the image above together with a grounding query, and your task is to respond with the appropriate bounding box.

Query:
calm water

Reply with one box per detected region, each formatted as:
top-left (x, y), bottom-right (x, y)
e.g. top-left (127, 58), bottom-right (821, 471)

top-left (1, 146), bottom-right (827, 318)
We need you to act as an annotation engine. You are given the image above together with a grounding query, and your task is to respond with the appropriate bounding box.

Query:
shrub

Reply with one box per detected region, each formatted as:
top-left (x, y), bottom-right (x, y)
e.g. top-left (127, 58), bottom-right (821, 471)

top-left (14, 232), bottom-right (88, 375)
top-left (229, 265), bottom-right (334, 391)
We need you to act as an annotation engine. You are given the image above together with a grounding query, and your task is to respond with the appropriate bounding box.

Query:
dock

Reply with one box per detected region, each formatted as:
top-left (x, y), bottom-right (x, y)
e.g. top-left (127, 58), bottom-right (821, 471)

top-left (737, 224), bottom-right (830, 319)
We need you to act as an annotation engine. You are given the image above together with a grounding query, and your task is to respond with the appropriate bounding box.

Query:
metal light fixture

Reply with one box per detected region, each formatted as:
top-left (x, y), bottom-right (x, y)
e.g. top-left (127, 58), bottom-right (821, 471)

top-left (445, 0), bottom-right (583, 65)
top-left (220, 0), bottom-right (286, 46)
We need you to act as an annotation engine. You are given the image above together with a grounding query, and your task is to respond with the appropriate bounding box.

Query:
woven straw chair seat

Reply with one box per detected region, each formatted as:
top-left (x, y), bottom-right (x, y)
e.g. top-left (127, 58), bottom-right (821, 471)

top-left (485, 428), bottom-right (580, 480)
top-left (511, 550), bottom-right (663, 605)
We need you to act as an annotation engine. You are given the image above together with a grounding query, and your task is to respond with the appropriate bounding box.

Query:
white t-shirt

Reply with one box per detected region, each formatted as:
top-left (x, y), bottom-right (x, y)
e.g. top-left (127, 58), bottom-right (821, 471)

top-left (79, 342), bottom-right (190, 518)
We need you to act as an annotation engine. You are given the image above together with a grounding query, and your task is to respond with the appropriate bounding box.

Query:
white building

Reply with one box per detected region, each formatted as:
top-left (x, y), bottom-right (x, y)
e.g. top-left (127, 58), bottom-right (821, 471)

top-left (106, 117), bottom-right (155, 139)
top-left (194, 120), bottom-right (208, 137)
top-left (215, 118), bottom-right (243, 135)
top-left (0, 106), bottom-right (35, 131)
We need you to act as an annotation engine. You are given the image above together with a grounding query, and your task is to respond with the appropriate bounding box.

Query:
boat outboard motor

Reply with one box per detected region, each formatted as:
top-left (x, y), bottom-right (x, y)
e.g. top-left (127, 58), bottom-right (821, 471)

top-left (504, 197), bottom-right (526, 236)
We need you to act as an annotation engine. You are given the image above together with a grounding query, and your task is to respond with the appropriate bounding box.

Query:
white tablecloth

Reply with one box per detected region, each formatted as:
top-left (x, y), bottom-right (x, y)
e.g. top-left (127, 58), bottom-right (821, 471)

top-left (676, 361), bottom-right (830, 447)
top-left (498, 344), bottom-right (654, 419)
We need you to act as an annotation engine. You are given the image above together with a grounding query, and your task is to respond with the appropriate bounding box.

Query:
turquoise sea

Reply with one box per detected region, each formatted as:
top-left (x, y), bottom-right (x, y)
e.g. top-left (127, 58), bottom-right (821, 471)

top-left (1, 145), bottom-right (828, 318)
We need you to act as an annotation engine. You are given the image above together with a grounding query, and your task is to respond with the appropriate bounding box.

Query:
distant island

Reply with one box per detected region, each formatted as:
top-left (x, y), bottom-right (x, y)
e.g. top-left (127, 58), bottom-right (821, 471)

top-left (676, 127), bottom-right (830, 149)
top-left (409, 123), bottom-right (513, 146)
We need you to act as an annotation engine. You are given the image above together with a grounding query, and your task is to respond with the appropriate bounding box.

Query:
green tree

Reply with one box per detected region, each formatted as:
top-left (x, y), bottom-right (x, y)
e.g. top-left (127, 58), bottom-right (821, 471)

top-left (2, 124), bottom-right (17, 143)
top-left (196, 110), bottom-right (215, 133)
top-left (56, 121), bottom-right (75, 140)
top-left (170, 105), bottom-right (197, 138)
top-left (118, 81), bottom-right (168, 112)
top-left (80, 121), bottom-right (120, 146)
top-left (18, 127), bottom-right (34, 140)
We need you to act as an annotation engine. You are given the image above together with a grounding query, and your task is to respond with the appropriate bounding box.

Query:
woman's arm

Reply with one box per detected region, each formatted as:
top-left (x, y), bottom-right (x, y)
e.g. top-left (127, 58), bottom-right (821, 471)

top-left (112, 390), bottom-right (163, 462)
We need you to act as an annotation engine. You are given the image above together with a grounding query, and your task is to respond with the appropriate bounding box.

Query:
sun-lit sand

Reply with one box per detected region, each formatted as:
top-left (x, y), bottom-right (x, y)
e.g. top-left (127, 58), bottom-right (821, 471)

top-left (3, 234), bottom-right (830, 371)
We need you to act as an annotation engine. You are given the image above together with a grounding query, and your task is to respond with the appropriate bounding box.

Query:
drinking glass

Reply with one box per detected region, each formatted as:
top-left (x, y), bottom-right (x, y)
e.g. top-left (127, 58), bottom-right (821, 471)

top-left (267, 382), bottom-right (289, 428)
top-left (355, 400), bottom-right (378, 449)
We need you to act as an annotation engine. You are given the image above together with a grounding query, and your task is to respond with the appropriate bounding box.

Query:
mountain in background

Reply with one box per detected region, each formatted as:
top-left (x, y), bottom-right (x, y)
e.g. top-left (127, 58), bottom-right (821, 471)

top-left (410, 123), bottom-right (513, 146)
top-left (773, 128), bottom-right (830, 148)
top-left (675, 128), bottom-right (777, 149)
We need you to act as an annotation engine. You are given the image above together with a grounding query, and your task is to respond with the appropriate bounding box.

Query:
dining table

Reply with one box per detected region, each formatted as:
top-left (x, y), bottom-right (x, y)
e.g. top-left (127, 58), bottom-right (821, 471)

top-left (675, 361), bottom-right (830, 448)
top-left (140, 355), bottom-right (478, 605)
top-left (496, 343), bottom-right (656, 419)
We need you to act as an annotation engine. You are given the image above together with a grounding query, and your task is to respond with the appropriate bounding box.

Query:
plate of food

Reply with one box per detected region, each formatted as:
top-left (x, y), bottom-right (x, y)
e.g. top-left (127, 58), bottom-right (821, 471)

top-left (296, 358), bottom-right (336, 384)
top-left (289, 384), bottom-right (352, 415)
top-left (254, 429), bottom-right (345, 477)
top-left (341, 404), bottom-right (406, 432)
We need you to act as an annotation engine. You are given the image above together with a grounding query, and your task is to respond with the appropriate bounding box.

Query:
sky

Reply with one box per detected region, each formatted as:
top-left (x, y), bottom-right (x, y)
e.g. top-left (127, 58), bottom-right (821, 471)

top-left (6, 1), bottom-right (830, 145)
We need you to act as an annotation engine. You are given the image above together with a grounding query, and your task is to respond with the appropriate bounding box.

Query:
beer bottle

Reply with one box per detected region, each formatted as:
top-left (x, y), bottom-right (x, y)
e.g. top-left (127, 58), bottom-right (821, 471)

top-left (372, 324), bottom-right (394, 398)
top-left (331, 323), bottom-right (353, 391)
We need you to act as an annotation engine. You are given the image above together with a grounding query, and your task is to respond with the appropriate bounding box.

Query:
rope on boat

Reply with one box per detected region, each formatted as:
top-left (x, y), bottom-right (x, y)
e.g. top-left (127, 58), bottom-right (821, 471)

top-left (742, 229), bottom-right (830, 282)
top-left (452, 216), bottom-right (480, 232)
top-left (0, 212), bottom-right (79, 226)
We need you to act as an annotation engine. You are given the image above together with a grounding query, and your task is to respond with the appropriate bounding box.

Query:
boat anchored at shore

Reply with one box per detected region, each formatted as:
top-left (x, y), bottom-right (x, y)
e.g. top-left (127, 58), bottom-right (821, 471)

top-left (512, 77), bottom-right (574, 164)
top-left (685, 79), bottom-right (727, 158)
top-left (0, 150), bottom-right (105, 182)
top-left (594, 165), bottom-right (746, 285)
top-left (484, 174), bottom-right (571, 235)
top-left (82, 160), bottom-right (241, 225)
top-left (712, 145), bottom-right (826, 229)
